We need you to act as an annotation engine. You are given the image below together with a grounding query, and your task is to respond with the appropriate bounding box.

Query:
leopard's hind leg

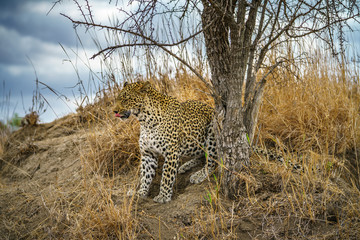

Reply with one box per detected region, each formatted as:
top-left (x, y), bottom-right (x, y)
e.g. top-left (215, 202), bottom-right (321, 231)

top-left (178, 158), bottom-right (203, 174)
top-left (189, 124), bottom-right (217, 184)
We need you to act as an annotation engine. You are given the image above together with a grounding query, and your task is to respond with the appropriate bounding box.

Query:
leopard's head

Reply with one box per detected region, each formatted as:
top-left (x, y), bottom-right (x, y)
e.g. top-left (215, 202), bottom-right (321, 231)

top-left (113, 81), bottom-right (151, 119)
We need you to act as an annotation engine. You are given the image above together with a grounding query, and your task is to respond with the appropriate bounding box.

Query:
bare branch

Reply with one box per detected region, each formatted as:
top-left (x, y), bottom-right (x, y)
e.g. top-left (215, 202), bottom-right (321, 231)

top-left (61, 13), bottom-right (211, 91)
top-left (90, 30), bottom-right (204, 59)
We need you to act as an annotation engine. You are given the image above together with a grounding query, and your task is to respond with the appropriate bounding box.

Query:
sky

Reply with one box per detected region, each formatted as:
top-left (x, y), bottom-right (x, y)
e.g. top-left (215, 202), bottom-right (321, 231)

top-left (0, 0), bottom-right (121, 123)
top-left (0, 0), bottom-right (360, 124)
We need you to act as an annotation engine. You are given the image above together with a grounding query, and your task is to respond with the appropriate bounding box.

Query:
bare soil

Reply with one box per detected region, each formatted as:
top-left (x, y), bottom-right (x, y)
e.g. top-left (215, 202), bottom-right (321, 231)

top-left (0, 115), bottom-right (84, 239)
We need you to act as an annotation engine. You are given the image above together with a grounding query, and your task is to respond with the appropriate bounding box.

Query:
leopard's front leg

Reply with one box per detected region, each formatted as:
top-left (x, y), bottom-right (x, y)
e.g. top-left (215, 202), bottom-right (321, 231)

top-left (137, 151), bottom-right (158, 198)
top-left (153, 146), bottom-right (179, 203)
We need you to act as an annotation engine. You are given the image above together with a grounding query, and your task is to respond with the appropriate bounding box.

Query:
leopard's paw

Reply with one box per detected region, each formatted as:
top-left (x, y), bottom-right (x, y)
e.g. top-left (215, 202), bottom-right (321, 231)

top-left (153, 194), bottom-right (171, 203)
top-left (190, 170), bottom-right (208, 184)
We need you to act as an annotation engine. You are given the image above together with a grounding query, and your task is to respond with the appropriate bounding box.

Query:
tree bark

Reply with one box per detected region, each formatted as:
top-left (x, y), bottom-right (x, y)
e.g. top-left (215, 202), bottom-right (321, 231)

top-left (201, 1), bottom-right (250, 199)
top-left (214, 97), bottom-right (250, 199)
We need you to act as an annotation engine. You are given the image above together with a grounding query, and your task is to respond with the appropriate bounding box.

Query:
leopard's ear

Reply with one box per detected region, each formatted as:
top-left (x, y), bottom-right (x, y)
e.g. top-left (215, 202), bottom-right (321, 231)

top-left (123, 82), bottom-right (128, 87)
top-left (139, 81), bottom-right (151, 92)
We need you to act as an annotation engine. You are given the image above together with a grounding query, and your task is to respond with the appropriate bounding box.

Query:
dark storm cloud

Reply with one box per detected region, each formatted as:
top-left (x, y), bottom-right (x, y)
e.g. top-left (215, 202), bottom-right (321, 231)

top-left (0, 0), bottom-right (77, 48)
top-left (0, 64), bottom-right (35, 90)
top-left (0, 0), bottom-right (104, 122)
top-left (0, 0), bottom-right (78, 67)
top-left (0, 26), bottom-right (58, 65)
top-left (0, 27), bottom-right (28, 65)
top-left (1, 13), bottom-right (76, 47)
top-left (0, 0), bottom-right (30, 10)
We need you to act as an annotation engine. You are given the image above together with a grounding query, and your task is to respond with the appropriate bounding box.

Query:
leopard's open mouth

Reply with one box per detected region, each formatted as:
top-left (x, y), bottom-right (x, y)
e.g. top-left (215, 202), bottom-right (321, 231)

top-left (114, 111), bottom-right (131, 119)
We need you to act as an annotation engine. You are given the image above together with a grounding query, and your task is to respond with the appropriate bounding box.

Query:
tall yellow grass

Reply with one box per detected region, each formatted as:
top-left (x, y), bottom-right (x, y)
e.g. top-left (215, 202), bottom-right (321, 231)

top-left (259, 49), bottom-right (359, 155)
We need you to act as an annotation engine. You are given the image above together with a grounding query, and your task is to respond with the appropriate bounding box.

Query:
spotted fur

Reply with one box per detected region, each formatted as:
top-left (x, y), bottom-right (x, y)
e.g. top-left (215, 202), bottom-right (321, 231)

top-left (113, 81), bottom-right (216, 203)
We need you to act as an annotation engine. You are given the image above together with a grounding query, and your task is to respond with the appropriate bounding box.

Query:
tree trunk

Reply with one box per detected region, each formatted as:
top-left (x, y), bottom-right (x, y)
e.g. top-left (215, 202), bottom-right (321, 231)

top-left (214, 97), bottom-right (250, 199)
top-left (244, 83), bottom-right (266, 145)
top-left (201, 2), bottom-right (250, 199)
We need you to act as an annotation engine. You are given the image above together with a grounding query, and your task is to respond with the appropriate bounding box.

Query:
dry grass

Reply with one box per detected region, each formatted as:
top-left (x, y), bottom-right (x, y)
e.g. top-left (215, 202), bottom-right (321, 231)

top-left (178, 48), bottom-right (360, 238)
top-left (179, 150), bottom-right (360, 238)
top-left (38, 96), bottom-right (143, 239)
top-left (1, 46), bottom-right (360, 239)
top-left (40, 174), bottom-right (140, 239)
top-left (83, 117), bottom-right (140, 177)
top-left (0, 127), bottom-right (9, 157)
top-left (258, 50), bottom-right (359, 155)
top-left (152, 67), bottom-right (213, 105)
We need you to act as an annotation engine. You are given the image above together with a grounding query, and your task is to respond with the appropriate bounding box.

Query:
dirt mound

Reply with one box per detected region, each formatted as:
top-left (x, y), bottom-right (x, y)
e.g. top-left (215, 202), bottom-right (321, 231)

top-left (0, 115), bottom-right (84, 238)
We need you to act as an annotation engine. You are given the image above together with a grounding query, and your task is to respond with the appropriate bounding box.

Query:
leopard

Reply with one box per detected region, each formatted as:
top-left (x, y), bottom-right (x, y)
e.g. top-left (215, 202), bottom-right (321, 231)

top-left (113, 81), bottom-right (302, 203)
top-left (113, 81), bottom-right (217, 203)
